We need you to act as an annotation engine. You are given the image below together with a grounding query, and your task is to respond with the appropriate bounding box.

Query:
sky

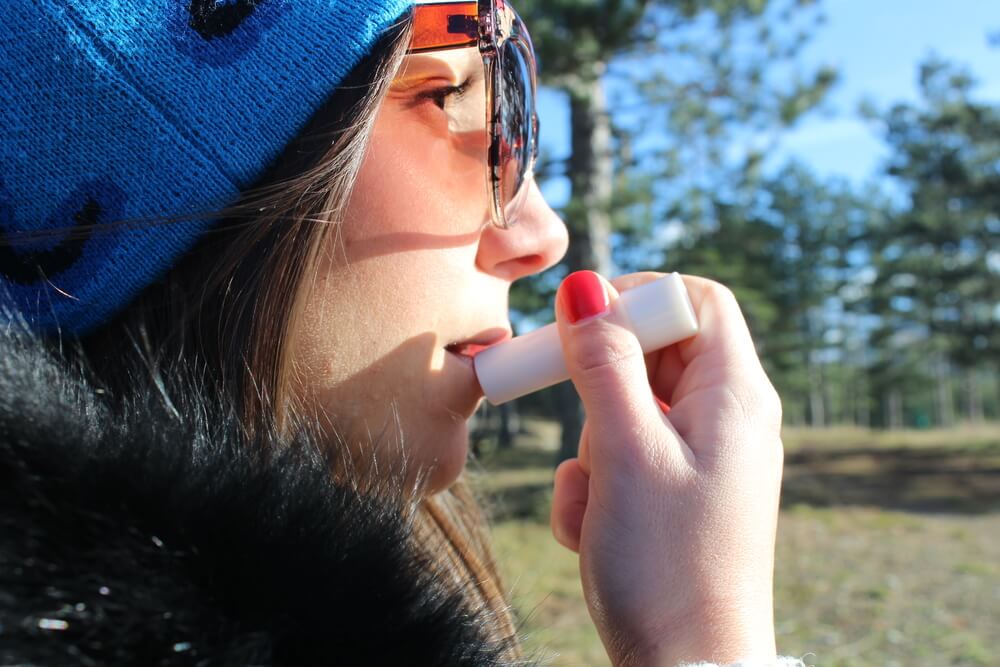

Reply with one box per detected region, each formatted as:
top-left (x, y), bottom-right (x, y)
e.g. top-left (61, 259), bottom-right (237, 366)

top-left (774, 0), bottom-right (1000, 184)
top-left (535, 0), bottom-right (1000, 198)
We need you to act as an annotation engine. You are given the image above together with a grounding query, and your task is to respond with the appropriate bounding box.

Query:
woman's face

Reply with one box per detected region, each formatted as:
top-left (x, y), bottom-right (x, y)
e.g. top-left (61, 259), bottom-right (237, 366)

top-left (290, 46), bottom-right (568, 494)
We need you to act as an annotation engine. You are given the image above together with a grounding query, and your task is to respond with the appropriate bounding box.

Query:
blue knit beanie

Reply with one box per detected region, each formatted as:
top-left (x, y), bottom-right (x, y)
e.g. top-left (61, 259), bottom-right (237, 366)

top-left (1, 0), bottom-right (413, 334)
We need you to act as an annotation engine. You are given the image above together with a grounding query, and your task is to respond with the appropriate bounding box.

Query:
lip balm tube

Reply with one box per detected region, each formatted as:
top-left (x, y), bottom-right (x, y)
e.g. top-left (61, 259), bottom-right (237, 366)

top-left (474, 272), bottom-right (700, 405)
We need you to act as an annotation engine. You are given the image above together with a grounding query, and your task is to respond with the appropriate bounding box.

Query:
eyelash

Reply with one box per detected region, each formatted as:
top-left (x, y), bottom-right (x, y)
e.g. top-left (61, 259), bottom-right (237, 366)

top-left (419, 78), bottom-right (471, 110)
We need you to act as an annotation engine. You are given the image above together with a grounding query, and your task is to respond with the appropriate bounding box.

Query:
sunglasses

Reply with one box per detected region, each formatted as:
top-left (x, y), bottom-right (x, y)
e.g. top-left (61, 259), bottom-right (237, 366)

top-left (409, 0), bottom-right (539, 229)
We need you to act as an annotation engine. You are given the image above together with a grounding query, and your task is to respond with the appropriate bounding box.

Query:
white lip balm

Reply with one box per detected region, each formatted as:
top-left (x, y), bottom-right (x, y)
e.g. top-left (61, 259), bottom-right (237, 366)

top-left (474, 272), bottom-right (700, 405)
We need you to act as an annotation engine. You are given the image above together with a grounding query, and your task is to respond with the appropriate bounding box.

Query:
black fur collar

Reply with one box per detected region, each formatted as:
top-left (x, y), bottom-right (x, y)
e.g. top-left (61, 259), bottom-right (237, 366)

top-left (0, 319), bottom-right (522, 665)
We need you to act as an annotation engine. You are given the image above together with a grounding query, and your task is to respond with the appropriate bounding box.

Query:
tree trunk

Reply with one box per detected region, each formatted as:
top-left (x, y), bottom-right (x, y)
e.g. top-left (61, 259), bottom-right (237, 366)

top-left (840, 343), bottom-right (854, 427)
top-left (566, 71), bottom-right (614, 278)
top-left (934, 352), bottom-right (955, 427)
top-left (847, 340), bottom-right (868, 427)
top-left (965, 367), bottom-right (984, 423)
top-left (808, 358), bottom-right (826, 428)
top-left (553, 382), bottom-right (585, 464)
top-left (885, 387), bottom-right (904, 430)
top-left (497, 402), bottom-right (515, 449)
top-left (554, 70), bottom-right (614, 467)
top-left (856, 392), bottom-right (870, 429)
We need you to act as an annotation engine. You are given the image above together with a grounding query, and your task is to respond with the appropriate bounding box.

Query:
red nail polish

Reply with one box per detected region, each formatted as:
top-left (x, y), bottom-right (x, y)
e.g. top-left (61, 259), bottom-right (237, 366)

top-left (559, 271), bottom-right (609, 324)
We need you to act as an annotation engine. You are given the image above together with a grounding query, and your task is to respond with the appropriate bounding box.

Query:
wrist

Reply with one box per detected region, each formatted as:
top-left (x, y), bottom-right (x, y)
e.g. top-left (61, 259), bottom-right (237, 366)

top-left (632, 602), bottom-right (776, 667)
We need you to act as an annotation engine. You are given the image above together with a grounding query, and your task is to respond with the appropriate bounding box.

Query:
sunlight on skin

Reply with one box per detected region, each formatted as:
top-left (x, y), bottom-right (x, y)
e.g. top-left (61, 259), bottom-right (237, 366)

top-left (288, 45), bottom-right (568, 494)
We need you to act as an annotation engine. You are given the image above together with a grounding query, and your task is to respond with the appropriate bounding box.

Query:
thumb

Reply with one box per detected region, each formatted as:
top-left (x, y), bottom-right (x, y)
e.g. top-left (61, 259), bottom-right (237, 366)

top-left (555, 271), bottom-right (663, 445)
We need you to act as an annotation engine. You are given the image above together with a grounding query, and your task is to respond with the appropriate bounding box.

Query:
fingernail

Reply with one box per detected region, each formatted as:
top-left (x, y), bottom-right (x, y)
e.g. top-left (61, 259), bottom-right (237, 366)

top-left (559, 271), bottom-right (610, 324)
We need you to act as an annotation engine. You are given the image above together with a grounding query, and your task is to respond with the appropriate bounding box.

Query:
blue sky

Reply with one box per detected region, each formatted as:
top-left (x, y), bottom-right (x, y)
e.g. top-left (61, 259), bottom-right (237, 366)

top-left (774, 0), bottom-right (1000, 184)
top-left (536, 0), bottom-right (1000, 198)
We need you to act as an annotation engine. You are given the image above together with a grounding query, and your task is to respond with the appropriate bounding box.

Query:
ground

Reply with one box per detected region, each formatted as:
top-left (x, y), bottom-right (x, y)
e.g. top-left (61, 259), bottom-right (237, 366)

top-left (469, 421), bottom-right (1000, 666)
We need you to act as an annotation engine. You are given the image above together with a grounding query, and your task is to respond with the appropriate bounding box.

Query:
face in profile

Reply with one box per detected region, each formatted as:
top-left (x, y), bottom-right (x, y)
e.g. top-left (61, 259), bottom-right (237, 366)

top-left (289, 45), bottom-right (568, 495)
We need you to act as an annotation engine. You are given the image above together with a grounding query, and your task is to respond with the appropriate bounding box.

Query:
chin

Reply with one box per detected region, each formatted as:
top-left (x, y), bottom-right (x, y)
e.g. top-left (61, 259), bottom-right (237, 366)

top-left (416, 419), bottom-right (470, 496)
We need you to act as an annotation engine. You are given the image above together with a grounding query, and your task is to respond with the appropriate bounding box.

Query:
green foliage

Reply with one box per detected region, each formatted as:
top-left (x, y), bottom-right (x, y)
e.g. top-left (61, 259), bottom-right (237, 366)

top-left (515, 0), bottom-right (840, 293)
top-left (517, 0), bottom-right (651, 82)
top-left (504, 2), bottom-right (998, 432)
top-left (666, 164), bottom-right (882, 425)
top-left (511, 0), bottom-right (842, 459)
top-left (870, 58), bottom-right (1000, 369)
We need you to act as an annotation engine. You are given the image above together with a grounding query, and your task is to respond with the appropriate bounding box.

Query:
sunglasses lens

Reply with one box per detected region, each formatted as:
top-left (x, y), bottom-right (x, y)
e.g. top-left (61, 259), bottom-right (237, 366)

top-left (491, 8), bottom-right (537, 225)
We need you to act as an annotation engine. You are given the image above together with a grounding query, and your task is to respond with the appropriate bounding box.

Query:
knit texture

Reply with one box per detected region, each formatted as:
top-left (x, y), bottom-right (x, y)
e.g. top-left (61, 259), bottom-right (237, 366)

top-left (1, 0), bottom-right (412, 334)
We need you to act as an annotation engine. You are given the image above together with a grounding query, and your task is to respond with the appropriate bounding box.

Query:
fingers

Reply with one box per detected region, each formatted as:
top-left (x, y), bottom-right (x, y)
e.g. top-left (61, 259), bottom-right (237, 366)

top-left (577, 420), bottom-right (591, 476)
top-left (607, 272), bottom-right (685, 402)
top-left (553, 270), bottom-right (778, 475)
top-left (554, 271), bottom-right (684, 473)
top-left (608, 271), bottom-right (770, 410)
top-left (674, 275), bottom-right (763, 373)
top-left (610, 273), bottom-right (775, 418)
top-left (551, 457), bottom-right (588, 552)
top-left (668, 276), bottom-right (781, 447)
top-left (607, 271), bottom-right (665, 293)
top-left (554, 272), bottom-right (665, 444)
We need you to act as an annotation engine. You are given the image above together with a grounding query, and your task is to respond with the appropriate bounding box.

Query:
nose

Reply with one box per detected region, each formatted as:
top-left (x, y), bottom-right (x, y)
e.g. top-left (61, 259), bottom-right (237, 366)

top-left (475, 180), bottom-right (569, 282)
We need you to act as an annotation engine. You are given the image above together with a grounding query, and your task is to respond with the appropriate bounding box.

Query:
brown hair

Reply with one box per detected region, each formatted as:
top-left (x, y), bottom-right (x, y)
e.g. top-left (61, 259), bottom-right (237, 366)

top-left (75, 13), bottom-right (522, 659)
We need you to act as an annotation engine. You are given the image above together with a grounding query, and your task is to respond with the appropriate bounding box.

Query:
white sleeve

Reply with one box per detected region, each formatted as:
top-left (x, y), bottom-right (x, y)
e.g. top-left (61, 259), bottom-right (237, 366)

top-left (679, 657), bottom-right (811, 667)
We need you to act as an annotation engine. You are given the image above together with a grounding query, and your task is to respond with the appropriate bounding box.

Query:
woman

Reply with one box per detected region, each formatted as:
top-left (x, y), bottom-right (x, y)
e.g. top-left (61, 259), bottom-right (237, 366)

top-left (0, 0), bottom-right (792, 665)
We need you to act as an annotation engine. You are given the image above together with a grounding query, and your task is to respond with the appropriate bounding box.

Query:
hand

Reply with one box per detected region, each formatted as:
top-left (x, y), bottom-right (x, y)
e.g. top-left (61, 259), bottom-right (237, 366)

top-left (549, 271), bottom-right (783, 667)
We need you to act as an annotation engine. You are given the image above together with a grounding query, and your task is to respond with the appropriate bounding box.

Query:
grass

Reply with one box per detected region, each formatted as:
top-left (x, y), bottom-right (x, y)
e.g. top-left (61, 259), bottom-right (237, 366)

top-left (780, 423), bottom-right (1000, 452)
top-left (471, 418), bottom-right (1000, 666)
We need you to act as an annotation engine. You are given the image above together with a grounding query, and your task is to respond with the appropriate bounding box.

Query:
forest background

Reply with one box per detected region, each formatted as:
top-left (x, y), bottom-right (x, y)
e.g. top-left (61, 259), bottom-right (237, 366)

top-left (489, 0), bottom-right (1000, 459)
top-left (470, 1), bottom-right (1000, 664)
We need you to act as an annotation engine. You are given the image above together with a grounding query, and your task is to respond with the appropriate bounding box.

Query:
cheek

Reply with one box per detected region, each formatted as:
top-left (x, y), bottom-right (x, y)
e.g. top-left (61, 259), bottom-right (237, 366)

top-left (351, 112), bottom-right (487, 235)
top-left (290, 271), bottom-right (469, 496)
top-left (293, 267), bottom-right (428, 388)
top-left (285, 103), bottom-right (492, 492)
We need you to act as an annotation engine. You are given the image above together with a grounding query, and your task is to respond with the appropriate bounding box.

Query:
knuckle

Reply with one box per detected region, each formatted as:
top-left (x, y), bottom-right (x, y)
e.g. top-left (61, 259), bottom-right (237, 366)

top-left (720, 382), bottom-right (753, 421)
top-left (723, 378), bottom-right (783, 433)
top-left (703, 278), bottom-right (739, 307)
top-left (774, 438), bottom-right (786, 469)
top-left (572, 324), bottom-right (643, 376)
top-left (759, 383), bottom-right (783, 427)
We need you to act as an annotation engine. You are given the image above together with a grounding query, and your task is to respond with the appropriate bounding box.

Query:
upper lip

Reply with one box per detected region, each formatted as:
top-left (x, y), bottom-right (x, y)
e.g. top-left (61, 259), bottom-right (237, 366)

top-left (445, 326), bottom-right (512, 351)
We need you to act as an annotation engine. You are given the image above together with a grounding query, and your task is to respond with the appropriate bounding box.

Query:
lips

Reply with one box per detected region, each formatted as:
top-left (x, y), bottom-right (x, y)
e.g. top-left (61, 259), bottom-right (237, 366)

top-left (445, 327), bottom-right (512, 359)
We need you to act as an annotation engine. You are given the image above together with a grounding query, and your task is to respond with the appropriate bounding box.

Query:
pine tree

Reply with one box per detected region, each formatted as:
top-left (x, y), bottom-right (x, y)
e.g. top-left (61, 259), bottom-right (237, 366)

top-left (512, 0), bottom-right (837, 462)
top-left (867, 58), bottom-right (1000, 424)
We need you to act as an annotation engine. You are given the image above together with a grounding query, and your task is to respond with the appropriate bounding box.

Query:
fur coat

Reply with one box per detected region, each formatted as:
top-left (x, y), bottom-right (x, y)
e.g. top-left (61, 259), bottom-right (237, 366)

top-left (0, 319), bottom-right (525, 665)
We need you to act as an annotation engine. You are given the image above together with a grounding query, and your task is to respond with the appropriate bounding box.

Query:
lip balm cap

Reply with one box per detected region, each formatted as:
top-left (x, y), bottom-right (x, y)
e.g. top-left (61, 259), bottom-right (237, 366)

top-left (620, 272), bottom-right (699, 350)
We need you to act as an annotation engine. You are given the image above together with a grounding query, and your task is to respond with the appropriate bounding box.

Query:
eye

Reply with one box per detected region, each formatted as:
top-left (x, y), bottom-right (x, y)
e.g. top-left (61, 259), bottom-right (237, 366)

top-left (418, 77), bottom-right (471, 110)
